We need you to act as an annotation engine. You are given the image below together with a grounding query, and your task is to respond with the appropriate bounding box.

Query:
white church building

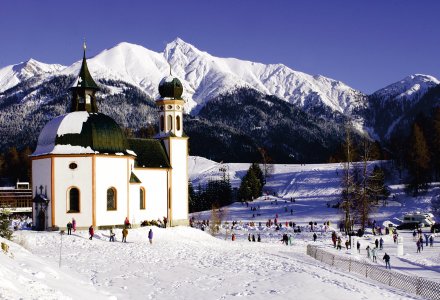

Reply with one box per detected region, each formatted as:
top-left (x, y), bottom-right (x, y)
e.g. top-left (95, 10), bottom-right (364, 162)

top-left (31, 45), bottom-right (189, 230)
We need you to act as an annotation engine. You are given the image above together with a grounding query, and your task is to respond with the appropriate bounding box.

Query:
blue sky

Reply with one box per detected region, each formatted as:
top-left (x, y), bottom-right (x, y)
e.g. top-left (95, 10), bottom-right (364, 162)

top-left (0, 0), bottom-right (439, 93)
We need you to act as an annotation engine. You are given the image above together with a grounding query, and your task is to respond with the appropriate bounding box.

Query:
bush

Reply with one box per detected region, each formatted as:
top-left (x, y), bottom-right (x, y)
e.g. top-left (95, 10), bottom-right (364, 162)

top-left (140, 220), bottom-right (161, 227)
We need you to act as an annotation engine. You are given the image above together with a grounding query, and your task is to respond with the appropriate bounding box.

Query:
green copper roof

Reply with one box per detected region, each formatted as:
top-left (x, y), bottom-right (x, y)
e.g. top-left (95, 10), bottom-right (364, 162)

top-left (130, 172), bottom-right (142, 183)
top-left (158, 76), bottom-right (183, 99)
top-left (73, 50), bottom-right (99, 90)
top-left (55, 113), bottom-right (130, 154)
top-left (128, 138), bottom-right (170, 168)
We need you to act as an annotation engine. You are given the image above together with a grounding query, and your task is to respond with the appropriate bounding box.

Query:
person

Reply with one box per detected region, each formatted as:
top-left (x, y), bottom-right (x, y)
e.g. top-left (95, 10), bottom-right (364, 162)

top-left (419, 236), bottom-right (424, 251)
top-left (332, 232), bottom-right (337, 248)
top-left (345, 239), bottom-right (350, 250)
top-left (412, 230), bottom-right (417, 241)
top-left (375, 239), bottom-right (379, 249)
top-left (337, 237), bottom-right (342, 250)
top-left (248, 234), bottom-right (251, 242)
top-left (122, 227), bottom-right (128, 243)
top-left (379, 237), bottom-right (384, 250)
top-left (232, 233), bottom-right (236, 241)
top-left (109, 228), bottom-right (115, 242)
top-left (366, 245), bottom-right (371, 259)
top-left (313, 232), bottom-right (317, 242)
top-left (357, 240), bottom-right (361, 253)
top-left (67, 221), bottom-right (72, 235)
top-left (383, 253), bottom-right (391, 269)
top-left (148, 229), bottom-right (153, 244)
top-left (163, 216), bottom-right (168, 228)
top-left (252, 234), bottom-right (256, 242)
top-left (288, 234), bottom-right (292, 245)
top-left (89, 225), bottom-right (94, 240)
top-left (416, 240), bottom-right (421, 253)
top-left (429, 235), bottom-right (434, 247)
top-left (372, 247), bottom-right (377, 262)
top-left (425, 233), bottom-right (429, 247)
top-left (124, 217), bottom-right (131, 229)
top-left (72, 218), bottom-right (77, 232)
top-left (257, 233), bottom-right (261, 242)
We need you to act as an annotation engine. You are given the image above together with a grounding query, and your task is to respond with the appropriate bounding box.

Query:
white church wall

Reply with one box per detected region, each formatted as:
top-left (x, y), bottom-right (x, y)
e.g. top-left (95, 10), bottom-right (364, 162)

top-left (169, 138), bottom-right (189, 224)
top-left (95, 156), bottom-right (130, 226)
top-left (53, 157), bottom-right (93, 228)
top-left (32, 158), bottom-right (52, 226)
top-left (133, 169), bottom-right (168, 223)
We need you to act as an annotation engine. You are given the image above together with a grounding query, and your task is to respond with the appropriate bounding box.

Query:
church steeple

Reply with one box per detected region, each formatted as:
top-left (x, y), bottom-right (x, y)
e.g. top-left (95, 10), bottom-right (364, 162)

top-left (70, 42), bottom-right (99, 113)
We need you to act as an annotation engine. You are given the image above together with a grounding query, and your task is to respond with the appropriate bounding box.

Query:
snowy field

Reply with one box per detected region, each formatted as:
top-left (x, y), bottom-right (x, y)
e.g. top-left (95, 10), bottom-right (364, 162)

top-left (1, 157), bottom-right (439, 299)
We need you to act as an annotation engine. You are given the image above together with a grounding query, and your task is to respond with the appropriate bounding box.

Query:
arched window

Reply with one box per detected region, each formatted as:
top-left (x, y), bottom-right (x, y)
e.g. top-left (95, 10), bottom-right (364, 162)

top-left (107, 187), bottom-right (117, 210)
top-left (140, 187), bottom-right (146, 210)
top-left (68, 187), bottom-right (80, 213)
top-left (168, 115), bottom-right (173, 131)
top-left (176, 115), bottom-right (181, 131)
top-left (160, 115), bottom-right (164, 132)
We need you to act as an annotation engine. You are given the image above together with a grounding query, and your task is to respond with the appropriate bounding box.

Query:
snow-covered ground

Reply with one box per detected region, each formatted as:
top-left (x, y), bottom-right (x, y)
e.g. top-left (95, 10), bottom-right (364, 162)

top-left (1, 157), bottom-right (439, 299)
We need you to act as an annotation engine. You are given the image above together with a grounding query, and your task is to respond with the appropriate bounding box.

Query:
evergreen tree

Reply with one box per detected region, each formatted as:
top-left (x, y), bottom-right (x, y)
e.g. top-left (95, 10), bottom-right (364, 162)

top-left (0, 210), bottom-right (13, 240)
top-left (432, 107), bottom-right (440, 180)
top-left (406, 122), bottom-right (431, 196)
top-left (238, 165), bottom-right (262, 201)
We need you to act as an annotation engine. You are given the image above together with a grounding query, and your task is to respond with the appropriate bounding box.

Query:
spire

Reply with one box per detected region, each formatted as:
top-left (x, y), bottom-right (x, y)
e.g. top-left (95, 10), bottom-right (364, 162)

top-left (74, 41), bottom-right (99, 90)
top-left (70, 41), bottom-right (99, 113)
top-left (168, 61), bottom-right (172, 76)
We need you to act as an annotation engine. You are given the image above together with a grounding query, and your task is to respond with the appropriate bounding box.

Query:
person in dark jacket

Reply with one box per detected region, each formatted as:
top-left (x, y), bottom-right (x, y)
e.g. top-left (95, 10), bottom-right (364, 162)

top-left (148, 229), bottom-right (153, 244)
top-left (313, 233), bottom-right (317, 242)
top-left (383, 253), bottom-right (391, 269)
top-left (89, 225), bottom-right (94, 240)
top-left (66, 222), bottom-right (72, 235)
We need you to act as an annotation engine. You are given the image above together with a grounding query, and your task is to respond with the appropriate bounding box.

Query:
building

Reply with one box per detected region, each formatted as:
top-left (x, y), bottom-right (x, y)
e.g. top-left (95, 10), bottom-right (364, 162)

top-left (0, 180), bottom-right (32, 214)
top-left (31, 44), bottom-right (188, 230)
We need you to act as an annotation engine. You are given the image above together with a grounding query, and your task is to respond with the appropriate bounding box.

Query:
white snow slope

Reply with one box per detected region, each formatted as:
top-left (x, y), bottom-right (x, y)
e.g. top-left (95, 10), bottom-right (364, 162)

top-left (0, 38), bottom-right (366, 114)
top-left (3, 156), bottom-right (439, 299)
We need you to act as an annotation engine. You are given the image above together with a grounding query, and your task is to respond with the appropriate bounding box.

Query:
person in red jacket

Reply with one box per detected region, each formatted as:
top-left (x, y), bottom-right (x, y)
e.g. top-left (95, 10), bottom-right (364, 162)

top-left (89, 225), bottom-right (94, 240)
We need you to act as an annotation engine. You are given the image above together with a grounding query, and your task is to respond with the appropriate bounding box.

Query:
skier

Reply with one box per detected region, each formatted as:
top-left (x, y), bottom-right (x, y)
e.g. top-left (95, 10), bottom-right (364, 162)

top-left (313, 232), bottom-right (317, 242)
top-left (72, 218), bottom-right (77, 232)
top-left (379, 237), bottom-right (384, 250)
top-left (383, 253), bottom-right (391, 269)
top-left (372, 247), bottom-right (377, 262)
top-left (89, 225), bottom-right (94, 240)
top-left (122, 227), bottom-right (128, 243)
top-left (148, 229), bottom-right (153, 244)
top-left (66, 221), bottom-right (72, 235)
top-left (419, 236), bottom-right (424, 251)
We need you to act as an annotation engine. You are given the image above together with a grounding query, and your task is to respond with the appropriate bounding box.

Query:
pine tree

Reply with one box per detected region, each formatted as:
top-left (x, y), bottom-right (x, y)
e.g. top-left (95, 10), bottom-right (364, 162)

top-left (406, 122), bottom-right (431, 196)
top-left (432, 108), bottom-right (440, 180)
top-left (0, 210), bottom-right (13, 240)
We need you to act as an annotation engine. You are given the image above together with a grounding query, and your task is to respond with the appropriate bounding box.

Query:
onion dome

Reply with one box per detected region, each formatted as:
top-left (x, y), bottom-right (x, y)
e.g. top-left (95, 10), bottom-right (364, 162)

top-left (32, 111), bottom-right (133, 156)
top-left (158, 76), bottom-right (183, 99)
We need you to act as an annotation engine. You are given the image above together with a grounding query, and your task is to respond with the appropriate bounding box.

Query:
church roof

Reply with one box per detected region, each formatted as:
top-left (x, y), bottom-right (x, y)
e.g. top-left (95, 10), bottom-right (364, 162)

top-left (129, 172), bottom-right (142, 183)
top-left (128, 138), bottom-right (170, 169)
top-left (32, 111), bottom-right (134, 156)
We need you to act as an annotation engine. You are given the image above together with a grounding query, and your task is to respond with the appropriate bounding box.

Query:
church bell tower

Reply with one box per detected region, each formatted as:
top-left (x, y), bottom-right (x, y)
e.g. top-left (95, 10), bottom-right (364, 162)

top-left (156, 72), bottom-right (189, 226)
top-left (70, 42), bottom-right (99, 113)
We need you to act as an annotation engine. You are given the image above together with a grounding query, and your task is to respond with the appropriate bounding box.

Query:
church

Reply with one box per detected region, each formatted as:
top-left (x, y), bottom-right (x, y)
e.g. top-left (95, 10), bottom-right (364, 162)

top-left (31, 44), bottom-right (189, 230)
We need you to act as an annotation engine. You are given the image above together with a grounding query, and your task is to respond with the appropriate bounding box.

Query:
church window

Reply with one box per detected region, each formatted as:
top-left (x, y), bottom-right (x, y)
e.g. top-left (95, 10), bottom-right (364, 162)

top-left (176, 115), bottom-right (181, 131)
top-left (140, 187), bottom-right (145, 209)
top-left (160, 115), bottom-right (164, 132)
top-left (107, 187), bottom-right (117, 210)
top-left (67, 187), bottom-right (80, 213)
top-left (168, 115), bottom-right (173, 131)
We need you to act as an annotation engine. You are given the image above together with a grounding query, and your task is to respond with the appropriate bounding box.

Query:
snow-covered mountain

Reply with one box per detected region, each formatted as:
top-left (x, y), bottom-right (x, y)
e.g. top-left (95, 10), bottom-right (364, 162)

top-left (372, 74), bottom-right (439, 103)
top-left (0, 38), bottom-right (366, 115)
top-left (0, 59), bottom-right (64, 93)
